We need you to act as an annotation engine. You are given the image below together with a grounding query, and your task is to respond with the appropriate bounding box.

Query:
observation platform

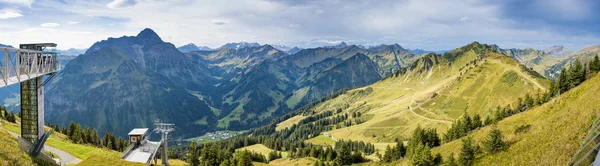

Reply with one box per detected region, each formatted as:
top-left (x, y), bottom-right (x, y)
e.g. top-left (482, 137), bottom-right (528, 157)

top-left (0, 44), bottom-right (61, 88)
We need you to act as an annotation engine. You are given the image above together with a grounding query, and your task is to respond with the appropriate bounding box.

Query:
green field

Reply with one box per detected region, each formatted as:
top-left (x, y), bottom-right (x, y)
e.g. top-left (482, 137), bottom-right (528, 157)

top-left (304, 135), bottom-right (336, 146)
top-left (236, 144), bottom-right (289, 158)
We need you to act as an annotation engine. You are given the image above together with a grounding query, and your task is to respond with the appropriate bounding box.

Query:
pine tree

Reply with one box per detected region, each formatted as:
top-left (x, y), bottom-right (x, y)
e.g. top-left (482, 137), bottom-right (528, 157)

top-left (472, 114), bottom-right (482, 129)
top-left (383, 145), bottom-right (393, 162)
top-left (394, 141), bottom-right (406, 160)
top-left (91, 128), bottom-right (100, 146)
top-left (483, 127), bottom-right (506, 154)
top-left (187, 142), bottom-right (200, 166)
top-left (558, 68), bottom-right (569, 94)
top-left (458, 137), bottom-right (478, 166)
top-left (409, 142), bottom-right (434, 166)
top-left (569, 59), bottom-right (585, 89)
top-left (433, 153), bottom-right (443, 165)
top-left (446, 153), bottom-right (458, 166)
top-left (68, 121), bottom-right (76, 138)
top-left (592, 55), bottom-right (600, 73)
top-left (335, 143), bottom-right (352, 165)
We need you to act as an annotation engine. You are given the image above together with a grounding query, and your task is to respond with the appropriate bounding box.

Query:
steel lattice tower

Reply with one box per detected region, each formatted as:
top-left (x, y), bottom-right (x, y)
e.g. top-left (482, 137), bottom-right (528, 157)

top-left (154, 119), bottom-right (174, 166)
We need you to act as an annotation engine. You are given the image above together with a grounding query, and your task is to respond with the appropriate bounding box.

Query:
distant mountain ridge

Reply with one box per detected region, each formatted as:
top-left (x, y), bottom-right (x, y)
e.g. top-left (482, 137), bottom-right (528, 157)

top-left (177, 43), bottom-right (212, 53)
top-left (56, 48), bottom-right (87, 55)
top-left (220, 42), bottom-right (261, 50)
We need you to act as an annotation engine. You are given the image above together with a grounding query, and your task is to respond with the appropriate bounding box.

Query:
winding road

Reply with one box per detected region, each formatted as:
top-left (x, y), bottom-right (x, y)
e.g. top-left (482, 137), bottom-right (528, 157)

top-left (6, 130), bottom-right (82, 166)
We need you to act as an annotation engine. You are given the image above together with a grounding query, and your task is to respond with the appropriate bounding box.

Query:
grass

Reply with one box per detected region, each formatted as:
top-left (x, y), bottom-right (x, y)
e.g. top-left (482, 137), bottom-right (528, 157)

top-left (3, 122), bottom-right (121, 160)
top-left (157, 159), bottom-right (189, 166)
top-left (304, 135), bottom-right (336, 146)
top-left (236, 144), bottom-right (289, 158)
top-left (431, 73), bottom-right (600, 165)
top-left (276, 115), bottom-right (307, 131)
top-left (0, 124), bottom-right (38, 166)
top-left (253, 157), bottom-right (317, 166)
top-left (76, 155), bottom-right (145, 166)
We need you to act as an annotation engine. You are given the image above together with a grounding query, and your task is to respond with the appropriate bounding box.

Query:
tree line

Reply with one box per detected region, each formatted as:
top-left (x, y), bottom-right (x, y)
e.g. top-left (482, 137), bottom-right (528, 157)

top-left (48, 122), bottom-right (129, 152)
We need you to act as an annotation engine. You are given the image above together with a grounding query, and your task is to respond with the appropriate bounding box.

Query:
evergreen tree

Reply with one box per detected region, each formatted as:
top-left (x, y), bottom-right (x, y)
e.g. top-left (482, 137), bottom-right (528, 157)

top-left (91, 128), bottom-right (100, 146)
top-left (383, 145), bottom-right (393, 162)
top-left (187, 142), bottom-right (200, 166)
top-left (68, 121), bottom-right (76, 138)
top-left (569, 59), bottom-right (585, 89)
top-left (446, 153), bottom-right (458, 166)
top-left (557, 68), bottom-right (569, 94)
top-left (409, 142), bottom-right (434, 166)
top-left (335, 143), bottom-right (352, 165)
top-left (433, 153), bottom-right (443, 165)
top-left (458, 137), bottom-right (478, 166)
top-left (483, 127), bottom-right (506, 154)
top-left (394, 141), bottom-right (406, 160)
top-left (591, 55), bottom-right (600, 73)
top-left (472, 114), bottom-right (482, 129)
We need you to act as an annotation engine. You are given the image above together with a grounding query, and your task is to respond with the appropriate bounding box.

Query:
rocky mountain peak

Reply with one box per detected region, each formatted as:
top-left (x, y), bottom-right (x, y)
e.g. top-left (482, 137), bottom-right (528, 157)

top-left (136, 28), bottom-right (163, 44)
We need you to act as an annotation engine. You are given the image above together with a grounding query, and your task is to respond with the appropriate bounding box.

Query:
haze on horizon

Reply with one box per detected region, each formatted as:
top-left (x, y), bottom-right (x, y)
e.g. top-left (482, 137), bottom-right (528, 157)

top-left (0, 0), bottom-right (599, 51)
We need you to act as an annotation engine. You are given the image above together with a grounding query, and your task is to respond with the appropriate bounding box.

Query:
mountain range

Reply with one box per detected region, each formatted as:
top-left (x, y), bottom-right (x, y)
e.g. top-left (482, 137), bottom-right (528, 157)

top-left (177, 43), bottom-right (212, 53)
top-left (7, 29), bottom-right (600, 139)
top-left (56, 48), bottom-right (88, 56)
top-left (43, 29), bottom-right (418, 137)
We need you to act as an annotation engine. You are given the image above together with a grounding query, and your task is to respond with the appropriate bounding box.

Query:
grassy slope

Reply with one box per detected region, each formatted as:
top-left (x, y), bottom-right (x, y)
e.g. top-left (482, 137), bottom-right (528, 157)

top-left (0, 122), bottom-right (38, 166)
top-left (431, 73), bottom-right (600, 165)
top-left (299, 46), bottom-right (547, 144)
top-left (304, 135), bottom-right (336, 146)
top-left (2, 122), bottom-right (121, 160)
top-left (236, 144), bottom-right (289, 158)
top-left (276, 115), bottom-right (307, 131)
top-left (270, 43), bottom-right (550, 164)
top-left (254, 157), bottom-right (317, 166)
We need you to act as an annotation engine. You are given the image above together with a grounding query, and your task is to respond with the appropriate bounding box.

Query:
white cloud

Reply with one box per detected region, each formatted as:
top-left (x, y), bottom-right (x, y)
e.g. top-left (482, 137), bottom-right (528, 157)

top-left (212, 20), bottom-right (229, 25)
top-left (1, 0), bottom-right (597, 50)
top-left (68, 21), bottom-right (79, 25)
top-left (107, 0), bottom-right (137, 9)
top-left (0, 10), bottom-right (23, 19)
top-left (40, 22), bottom-right (60, 28)
top-left (0, 0), bottom-right (34, 7)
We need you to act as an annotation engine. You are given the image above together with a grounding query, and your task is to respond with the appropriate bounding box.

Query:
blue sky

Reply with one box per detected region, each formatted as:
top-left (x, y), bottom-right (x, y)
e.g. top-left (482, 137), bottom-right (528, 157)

top-left (0, 0), bottom-right (599, 51)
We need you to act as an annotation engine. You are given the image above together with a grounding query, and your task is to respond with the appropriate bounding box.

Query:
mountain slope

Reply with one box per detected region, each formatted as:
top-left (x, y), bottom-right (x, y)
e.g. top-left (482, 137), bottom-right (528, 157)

top-left (275, 42), bottom-right (550, 145)
top-left (46, 33), bottom-right (217, 137)
top-left (300, 53), bottom-right (382, 105)
top-left (546, 45), bottom-right (600, 78)
top-left (432, 72), bottom-right (600, 165)
top-left (86, 28), bottom-right (214, 89)
top-left (177, 43), bottom-right (201, 53)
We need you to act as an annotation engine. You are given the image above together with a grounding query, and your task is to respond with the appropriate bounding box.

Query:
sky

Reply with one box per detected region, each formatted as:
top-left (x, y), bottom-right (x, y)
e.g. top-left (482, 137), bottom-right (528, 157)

top-left (0, 0), bottom-right (599, 51)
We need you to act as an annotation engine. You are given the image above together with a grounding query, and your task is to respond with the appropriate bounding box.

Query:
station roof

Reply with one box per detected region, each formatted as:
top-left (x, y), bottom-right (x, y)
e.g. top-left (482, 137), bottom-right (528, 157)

top-left (20, 43), bottom-right (57, 47)
top-left (128, 128), bottom-right (149, 136)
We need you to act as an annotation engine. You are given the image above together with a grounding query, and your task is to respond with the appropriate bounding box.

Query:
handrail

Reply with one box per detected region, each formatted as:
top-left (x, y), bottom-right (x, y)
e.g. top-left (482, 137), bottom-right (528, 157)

top-left (571, 114), bottom-right (600, 165)
top-left (0, 47), bottom-right (60, 88)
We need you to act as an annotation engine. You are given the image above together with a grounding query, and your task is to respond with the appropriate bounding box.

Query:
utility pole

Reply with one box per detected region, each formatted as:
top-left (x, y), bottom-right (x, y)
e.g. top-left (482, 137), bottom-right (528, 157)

top-left (154, 119), bottom-right (174, 166)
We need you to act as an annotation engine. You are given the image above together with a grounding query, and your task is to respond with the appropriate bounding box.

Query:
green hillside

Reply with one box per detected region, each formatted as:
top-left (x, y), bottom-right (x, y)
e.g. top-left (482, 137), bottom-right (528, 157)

top-left (431, 72), bottom-right (600, 165)
top-left (276, 42), bottom-right (550, 144)
top-left (0, 123), bottom-right (39, 166)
